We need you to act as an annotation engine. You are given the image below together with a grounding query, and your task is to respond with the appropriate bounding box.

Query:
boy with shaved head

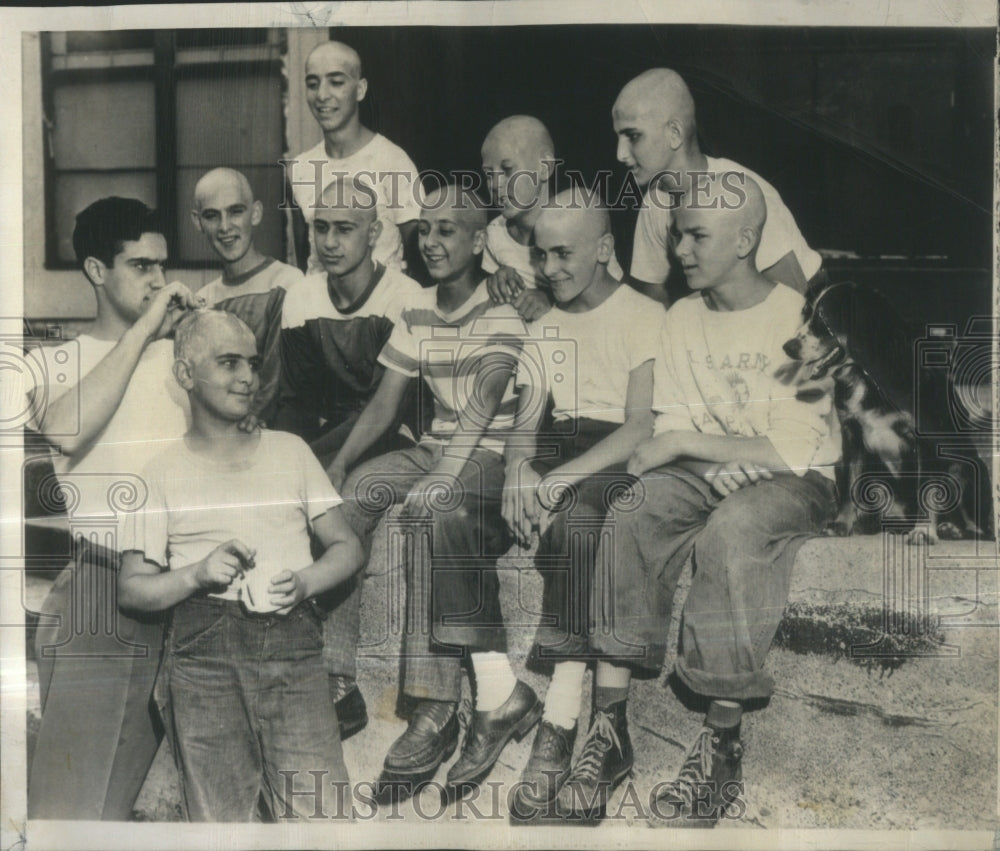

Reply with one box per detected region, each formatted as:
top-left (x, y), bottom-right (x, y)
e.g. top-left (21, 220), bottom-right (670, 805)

top-left (287, 40), bottom-right (422, 274)
top-left (613, 68), bottom-right (823, 305)
top-left (481, 115), bottom-right (625, 322)
top-left (192, 167), bottom-right (303, 421)
top-left (501, 190), bottom-right (663, 819)
top-left (119, 309), bottom-right (362, 822)
top-left (327, 184), bottom-right (535, 799)
top-left (277, 179), bottom-right (424, 737)
top-left (570, 174), bottom-right (839, 826)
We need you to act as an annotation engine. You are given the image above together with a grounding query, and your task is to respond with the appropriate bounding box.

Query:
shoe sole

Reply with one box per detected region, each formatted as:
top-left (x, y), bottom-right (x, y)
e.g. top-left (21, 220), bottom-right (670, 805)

top-left (559, 763), bottom-right (635, 822)
top-left (446, 699), bottom-right (543, 791)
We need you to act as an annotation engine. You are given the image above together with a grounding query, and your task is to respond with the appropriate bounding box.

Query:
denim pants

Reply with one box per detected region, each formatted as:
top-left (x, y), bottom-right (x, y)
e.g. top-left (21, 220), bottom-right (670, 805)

top-left (323, 440), bottom-right (512, 703)
top-left (592, 466), bottom-right (836, 700)
top-left (528, 419), bottom-right (638, 661)
top-left (163, 596), bottom-right (347, 822)
top-left (29, 542), bottom-right (164, 820)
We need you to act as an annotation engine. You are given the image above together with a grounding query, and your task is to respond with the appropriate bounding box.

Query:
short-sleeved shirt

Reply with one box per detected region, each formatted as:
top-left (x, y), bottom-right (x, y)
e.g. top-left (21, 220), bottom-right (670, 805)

top-left (122, 429), bottom-right (341, 613)
top-left (519, 284), bottom-right (664, 424)
top-left (378, 282), bottom-right (527, 453)
top-left (631, 156), bottom-right (822, 289)
top-left (26, 336), bottom-right (190, 524)
top-left (289, 133), bottom-right (422, 273)
top-left (653, 284), bottom-right (839, 478)
top-left (279, 263), bottom-right (422, 434)
top-left (200, 257), bottom-right (303, 420)
top-left (482, 215), bottom-right (625, 286)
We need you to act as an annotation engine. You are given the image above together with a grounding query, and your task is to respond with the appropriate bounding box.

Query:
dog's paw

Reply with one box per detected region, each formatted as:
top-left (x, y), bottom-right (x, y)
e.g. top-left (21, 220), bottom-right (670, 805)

top-left (825, 520), bottom-right (851, 537)
top-left (935, 521), bottom-right (965, 541)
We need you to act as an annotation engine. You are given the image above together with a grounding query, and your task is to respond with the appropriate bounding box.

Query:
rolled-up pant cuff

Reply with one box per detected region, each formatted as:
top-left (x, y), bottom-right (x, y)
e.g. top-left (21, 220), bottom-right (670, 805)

top-left (674, 659), bottom-right (776, 701)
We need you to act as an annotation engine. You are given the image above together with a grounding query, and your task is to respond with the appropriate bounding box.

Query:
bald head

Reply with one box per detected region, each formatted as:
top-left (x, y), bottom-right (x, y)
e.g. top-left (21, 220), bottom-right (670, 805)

top-left (174, 309), bottom-right (255, 365)
top-left (193, 168), bottom-right (253, 211)
top-left (422, 183), bottom-right (488, 231)
top-left (682, 171), bottom-right (766, 234)
top-left (482, 115), bottom-right (554, 162)
top-left (538, 188), bottom-right (612, 241)
top-left (306, 40), bottom-right (362, 78)
top-left (318, 179), bottom-right (379, 223)
top-left (614, 68), bottom-right (695, 132)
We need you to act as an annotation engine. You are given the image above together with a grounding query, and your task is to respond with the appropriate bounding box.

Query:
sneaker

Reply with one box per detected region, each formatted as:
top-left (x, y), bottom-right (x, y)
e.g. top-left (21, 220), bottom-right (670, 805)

top-left (446, 680), bottom-right (542, 792)
top-left (511, 720), bottom-right (577, 818)
top-left (333, 684), bottom-right (369, 741)
top-left (651, 722), bottom-right (744, 828)
top-left (555, 700), bottom-right (633, 821)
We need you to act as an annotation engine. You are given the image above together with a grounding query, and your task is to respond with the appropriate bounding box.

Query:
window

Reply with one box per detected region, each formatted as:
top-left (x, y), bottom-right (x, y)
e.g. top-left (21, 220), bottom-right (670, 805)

top-left (43, 29), bottom-right (287, 268)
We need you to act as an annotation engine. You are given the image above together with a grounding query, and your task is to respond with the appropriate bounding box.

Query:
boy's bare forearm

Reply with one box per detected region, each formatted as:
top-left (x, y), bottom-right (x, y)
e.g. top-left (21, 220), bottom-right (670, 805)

top-left (329, 371), bottom-right (409, 473)
top-left (305, 509), bottom-right (365, 595)
top-left (551, 414), bottom-right (653, 482)
top-left (654, 430), bottom-right (789, 471)
top-left (118, 553), bottom-right (200, 613)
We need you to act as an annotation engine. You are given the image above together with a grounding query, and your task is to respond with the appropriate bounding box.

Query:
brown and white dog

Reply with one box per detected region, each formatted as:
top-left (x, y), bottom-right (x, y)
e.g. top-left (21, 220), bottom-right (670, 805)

top-left (779, 282), bottom-right (987, 543)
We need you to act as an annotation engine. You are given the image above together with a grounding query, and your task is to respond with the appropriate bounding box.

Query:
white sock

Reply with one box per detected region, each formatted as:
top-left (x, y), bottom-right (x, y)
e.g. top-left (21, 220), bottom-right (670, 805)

top-left (542, 661), bottom-right (587, 731)
top-left (471, 651), bottom-right (518, 712)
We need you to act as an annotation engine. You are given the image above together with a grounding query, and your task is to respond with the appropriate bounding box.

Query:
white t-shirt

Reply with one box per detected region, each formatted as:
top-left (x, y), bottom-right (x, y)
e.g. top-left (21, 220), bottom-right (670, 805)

top-left (631, 156), bottom-right (822, 288)
top-left (289, 133), bottom-right (423, 274)
top-left (122, 430), bottom-right (341, 613)
top-left (653, 284), bottom-right (839, 478)
top-left (26, 336), bottom-right (190, 525)
top-left (482, 215), bottom-right (625, 285)
top-left (519, 284), bottom-right (664, 424)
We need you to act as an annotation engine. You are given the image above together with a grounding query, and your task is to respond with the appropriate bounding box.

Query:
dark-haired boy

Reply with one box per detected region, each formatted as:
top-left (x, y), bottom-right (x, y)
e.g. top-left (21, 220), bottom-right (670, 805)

top-left (27, 197), bottom-right (203, 819)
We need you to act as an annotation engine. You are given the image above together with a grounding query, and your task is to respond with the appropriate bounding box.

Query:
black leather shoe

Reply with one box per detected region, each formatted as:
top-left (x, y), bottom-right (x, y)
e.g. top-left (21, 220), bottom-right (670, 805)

top-left (555, 700), bottom-right (633, 821)
top-left (446, 680), bottom-right (542, 789)
top-left (334, 685), bottom-right (369, 741)
top-left (650, 721), bottom-right (743, 828)
top-left (513, 720), bottom-right (577, 814)
top-left (383, 699), bottom-right (459, 776)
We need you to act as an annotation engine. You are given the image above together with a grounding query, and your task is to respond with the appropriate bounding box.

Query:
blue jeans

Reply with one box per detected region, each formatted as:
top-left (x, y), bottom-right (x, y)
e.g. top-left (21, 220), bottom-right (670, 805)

top-left (163, 596), bottom-right (347, 822)
top-left (323, 441), bottom-right (511, 702)
top-left (592, 466), bottom-right (836, 700)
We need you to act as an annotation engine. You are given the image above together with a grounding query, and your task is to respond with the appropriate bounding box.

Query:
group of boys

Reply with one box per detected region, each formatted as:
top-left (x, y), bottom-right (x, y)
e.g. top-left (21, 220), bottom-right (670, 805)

top-left (27, 42), bottom-right (836, 829)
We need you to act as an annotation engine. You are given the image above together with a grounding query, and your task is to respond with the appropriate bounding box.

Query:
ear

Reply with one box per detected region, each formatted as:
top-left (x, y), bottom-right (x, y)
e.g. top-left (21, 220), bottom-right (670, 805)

top-left (596, 232), bottom-right (615, 265)
top-left (666, 118), bottom-right (684, 151)
top-left (189, 209), bottom-right (204, 234)
top-left (471, 227), bottom-right (486, 256)
top-left (538, 152), bottom-right (556, 183)
top-left (736, 225), bottom-right (759, 260)
top-left (173, 358), bottom-right (195, 391)
top-left (83, 256), bottom-right (105, 287)
top-left (356, 77), bottom-right (368, 103)
top-left (368, 217), bottom-right (383, 249)
top-left (250, 200), bottom-right (263, 228)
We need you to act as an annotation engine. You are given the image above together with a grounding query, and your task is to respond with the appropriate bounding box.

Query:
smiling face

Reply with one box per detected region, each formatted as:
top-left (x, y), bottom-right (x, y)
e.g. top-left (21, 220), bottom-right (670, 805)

top-left (191, 170), bottom-right (261, 265)
top-left (418, 188), bottom-right (486, 284)
top-left (178, 316), bottom-right (260, 422)
top-left (93, 232), bottom-right (169, 324)
top-left (304, 42), bottom-right (367, 136)
top-left (532, 205), bottom-right (613, 308)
